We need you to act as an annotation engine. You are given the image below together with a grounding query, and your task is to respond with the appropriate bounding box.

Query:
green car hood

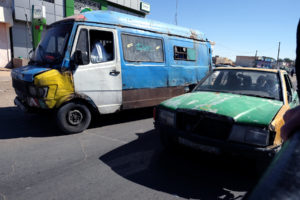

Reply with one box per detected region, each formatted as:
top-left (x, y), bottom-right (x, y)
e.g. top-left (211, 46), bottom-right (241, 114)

top-left (161, 91), bottom-right (283, 126)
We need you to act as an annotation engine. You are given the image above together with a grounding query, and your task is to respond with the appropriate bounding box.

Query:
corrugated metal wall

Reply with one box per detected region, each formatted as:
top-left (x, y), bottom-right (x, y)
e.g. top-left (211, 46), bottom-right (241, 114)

top-left (12, 0), bottom-right (66, 59)
top-left (14, 0), bottom-right (65, 25)
top-left (107, 0), bottom-right (140, 12)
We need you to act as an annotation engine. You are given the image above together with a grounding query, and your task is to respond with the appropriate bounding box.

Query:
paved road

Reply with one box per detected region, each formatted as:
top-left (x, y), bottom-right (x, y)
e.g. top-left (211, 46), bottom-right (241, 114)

top-left (0, 106), bottom-right (258, 200)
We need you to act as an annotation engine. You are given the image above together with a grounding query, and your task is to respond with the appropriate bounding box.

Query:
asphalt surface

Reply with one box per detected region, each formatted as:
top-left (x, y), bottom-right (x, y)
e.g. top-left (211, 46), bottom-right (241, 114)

top-left (0, 105), bottom-right (260, 200)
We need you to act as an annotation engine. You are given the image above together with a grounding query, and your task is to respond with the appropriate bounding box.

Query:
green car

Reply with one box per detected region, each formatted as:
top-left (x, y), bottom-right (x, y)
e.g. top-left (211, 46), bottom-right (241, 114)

top-left (154, 67), bottom-right (298, 158)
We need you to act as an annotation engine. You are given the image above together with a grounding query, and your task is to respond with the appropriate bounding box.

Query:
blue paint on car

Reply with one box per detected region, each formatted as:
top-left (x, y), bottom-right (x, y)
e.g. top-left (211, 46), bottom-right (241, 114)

top-left (11, 65), bottom-right (51, 82)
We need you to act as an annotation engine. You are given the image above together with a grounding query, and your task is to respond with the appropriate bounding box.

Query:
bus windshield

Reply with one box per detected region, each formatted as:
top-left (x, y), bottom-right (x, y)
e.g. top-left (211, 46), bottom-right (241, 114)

top-left (31, 22), bottom-right (73, 66)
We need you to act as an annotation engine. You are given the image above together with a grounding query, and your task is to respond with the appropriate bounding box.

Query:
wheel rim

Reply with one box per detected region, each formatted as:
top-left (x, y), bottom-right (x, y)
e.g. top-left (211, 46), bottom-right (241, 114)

top-left (67, 109), bottom-right (84, 125)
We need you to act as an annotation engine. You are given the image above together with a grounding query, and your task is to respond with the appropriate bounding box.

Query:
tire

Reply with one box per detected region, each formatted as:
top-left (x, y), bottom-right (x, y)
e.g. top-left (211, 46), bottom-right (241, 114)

top-left (57, 102), bottom-right (91, 134)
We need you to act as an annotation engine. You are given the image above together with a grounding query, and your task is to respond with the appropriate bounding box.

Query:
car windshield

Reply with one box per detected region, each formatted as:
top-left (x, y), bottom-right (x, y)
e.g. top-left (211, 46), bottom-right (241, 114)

top-left (194, 69), bottom-right (283, 101)
top-left (31, 22), bottom-right (73, 66)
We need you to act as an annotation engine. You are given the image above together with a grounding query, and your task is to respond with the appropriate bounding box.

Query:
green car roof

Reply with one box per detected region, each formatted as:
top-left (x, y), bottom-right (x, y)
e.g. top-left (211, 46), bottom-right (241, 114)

top-left (160, 91), bottom-right (283, 126)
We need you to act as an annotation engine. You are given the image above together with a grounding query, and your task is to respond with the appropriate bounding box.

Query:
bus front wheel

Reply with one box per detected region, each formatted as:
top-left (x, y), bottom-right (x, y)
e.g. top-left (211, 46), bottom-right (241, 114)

top-left (57, 102), bottom-right (91, 134)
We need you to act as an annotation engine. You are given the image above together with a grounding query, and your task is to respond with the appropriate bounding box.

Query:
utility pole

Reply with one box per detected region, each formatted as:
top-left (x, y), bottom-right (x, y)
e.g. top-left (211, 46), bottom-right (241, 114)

top-left (277, 42), bottom-right (281, 69)
top-left (254, 50), bottom-right (258, 67)
top-left (175, 0), bottom-right (178, 25)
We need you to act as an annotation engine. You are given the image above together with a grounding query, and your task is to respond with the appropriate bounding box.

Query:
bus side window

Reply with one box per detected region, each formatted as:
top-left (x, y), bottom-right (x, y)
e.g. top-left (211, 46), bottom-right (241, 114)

top-left (90, 30), bottom-right (114, 63)
top-left (174, 46), bottom-right (196, 61)
top-left (121, 34), bottom-right (164, 63)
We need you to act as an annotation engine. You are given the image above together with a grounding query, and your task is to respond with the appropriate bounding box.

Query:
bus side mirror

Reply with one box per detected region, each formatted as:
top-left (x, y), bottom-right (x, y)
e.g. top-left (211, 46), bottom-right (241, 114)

top-left (74, 50), bottom-right (89, 65)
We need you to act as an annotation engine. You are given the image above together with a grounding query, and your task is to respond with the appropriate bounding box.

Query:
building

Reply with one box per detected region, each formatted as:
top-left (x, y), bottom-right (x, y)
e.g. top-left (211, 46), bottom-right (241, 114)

top-left (235, 56), bottom-right (276, 68)
top-left (0, 0), bottom-right (13, 68)
top-left (213, 56), bottom-right (234, 66)
top-left (235, 56), bottom-right (255, 67)
top-left (1, 0), bottom-right (150, 68)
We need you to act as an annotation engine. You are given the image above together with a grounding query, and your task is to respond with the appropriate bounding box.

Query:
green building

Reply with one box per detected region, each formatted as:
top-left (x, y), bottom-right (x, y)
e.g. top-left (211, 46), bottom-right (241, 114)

top-left (68, 0), bottom-right (150, 17)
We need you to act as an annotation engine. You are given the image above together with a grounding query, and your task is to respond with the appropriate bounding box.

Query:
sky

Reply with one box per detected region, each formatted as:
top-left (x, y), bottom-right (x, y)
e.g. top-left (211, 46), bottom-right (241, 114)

top-left (146, 0), bottom-right (299, 62)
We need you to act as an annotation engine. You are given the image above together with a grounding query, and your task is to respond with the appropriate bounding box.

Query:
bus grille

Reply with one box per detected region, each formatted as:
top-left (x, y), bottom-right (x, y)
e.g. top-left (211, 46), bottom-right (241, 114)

top-left (12, 79), bottom-right (29, 96)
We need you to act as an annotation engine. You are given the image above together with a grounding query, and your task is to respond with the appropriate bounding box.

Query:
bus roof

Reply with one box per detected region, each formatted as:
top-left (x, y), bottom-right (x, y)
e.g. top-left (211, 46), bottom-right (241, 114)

top-left (63, 11), bottom-right (208, 42)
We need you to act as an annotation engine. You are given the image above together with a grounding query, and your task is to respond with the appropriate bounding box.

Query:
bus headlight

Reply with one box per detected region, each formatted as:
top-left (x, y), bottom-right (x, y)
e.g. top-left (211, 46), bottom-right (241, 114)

top-left (159, 109), bottom-right (176, 127)
top-left (28, 86), bottom-right (48, 98)
top-left (37, 87), bottom-right (48, 98)
top-left (228, 125), bottom-right (269, 147)
top-left (28, 86), bottom-right (37, 97)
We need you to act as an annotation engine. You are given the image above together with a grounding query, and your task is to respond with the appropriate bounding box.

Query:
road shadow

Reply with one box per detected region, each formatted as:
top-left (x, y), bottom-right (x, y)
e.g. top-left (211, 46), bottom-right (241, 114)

top-left (90, 107), bottom-right (154, 128)
top-left (100, 130), bottom-right (259, 200)
top-left (0, 106), bottom-right (154, 139)
top-left (0, 106), bottom-right (64, 139)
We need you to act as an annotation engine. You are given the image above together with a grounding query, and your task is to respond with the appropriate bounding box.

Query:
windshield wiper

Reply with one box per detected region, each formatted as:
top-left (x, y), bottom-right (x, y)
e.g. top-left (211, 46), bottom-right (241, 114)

top-left (194, 89), bottom-right (233, 94)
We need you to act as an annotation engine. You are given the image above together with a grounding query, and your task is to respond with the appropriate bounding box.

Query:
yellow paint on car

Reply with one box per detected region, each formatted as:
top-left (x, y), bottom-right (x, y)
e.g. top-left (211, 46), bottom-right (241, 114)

top-left (34, 69), bottom-right (74, 108)
top-left (269, 71), bottom-right (291, 145)
top-left (271, 104), bottom-right (289, 145)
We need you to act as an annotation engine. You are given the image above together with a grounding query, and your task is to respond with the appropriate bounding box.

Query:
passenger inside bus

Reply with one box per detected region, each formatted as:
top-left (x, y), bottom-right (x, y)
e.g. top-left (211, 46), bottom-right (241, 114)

top-left (90, 30), bottom-right (114, 63)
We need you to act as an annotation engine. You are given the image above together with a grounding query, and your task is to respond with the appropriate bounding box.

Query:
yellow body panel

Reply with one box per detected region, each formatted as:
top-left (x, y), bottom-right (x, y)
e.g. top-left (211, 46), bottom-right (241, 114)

top-left (271, 104), bottom-right (289, 145)
top-left (270, 71), bottom-right (290, 145)
top-left (34, 69), bottom-right (74, 108)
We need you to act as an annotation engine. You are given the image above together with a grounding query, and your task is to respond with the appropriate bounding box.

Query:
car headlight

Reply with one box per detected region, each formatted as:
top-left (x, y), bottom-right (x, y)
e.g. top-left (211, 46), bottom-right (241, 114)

top-left (158, 108), bottom-right (176, 127)
top-left (228, 125), bottom-right (269, 147)
top-left (37, 87), bottom-right (48, 98)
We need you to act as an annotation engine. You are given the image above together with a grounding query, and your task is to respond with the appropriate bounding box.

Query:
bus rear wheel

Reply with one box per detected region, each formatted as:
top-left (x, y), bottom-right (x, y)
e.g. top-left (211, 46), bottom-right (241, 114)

top-left (57, 102), bottom-right (91, 134)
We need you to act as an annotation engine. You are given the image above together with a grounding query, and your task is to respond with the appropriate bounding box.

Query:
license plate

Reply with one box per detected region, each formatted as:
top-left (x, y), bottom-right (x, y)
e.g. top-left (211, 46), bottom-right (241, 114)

top-left (178, 137), bottom-right (221, 154)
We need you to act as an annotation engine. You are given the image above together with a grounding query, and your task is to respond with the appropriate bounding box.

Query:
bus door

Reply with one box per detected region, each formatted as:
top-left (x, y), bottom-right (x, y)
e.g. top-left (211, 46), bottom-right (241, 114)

top-left (72, 26), bottom-right (122, 114)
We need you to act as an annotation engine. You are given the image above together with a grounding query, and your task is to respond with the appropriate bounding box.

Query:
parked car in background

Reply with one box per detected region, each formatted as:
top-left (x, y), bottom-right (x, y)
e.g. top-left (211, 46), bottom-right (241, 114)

top-left (154, 67), bottom-right (298, 160)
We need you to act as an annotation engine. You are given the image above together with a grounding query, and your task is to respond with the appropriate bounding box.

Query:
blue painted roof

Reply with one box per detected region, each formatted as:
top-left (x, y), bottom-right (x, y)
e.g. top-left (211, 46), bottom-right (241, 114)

top-left (80, 11), bottom-right (207, 41)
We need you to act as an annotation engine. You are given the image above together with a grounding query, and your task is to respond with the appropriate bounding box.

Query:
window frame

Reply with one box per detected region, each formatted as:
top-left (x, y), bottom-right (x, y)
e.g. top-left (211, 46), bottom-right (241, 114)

top-left (89, 29), bottom-right (115, 64)
top-left (75, 28), bottom-right (90, 65)
top-left (71, 25), bottom-right (117, 67)
top-left (44, 0), bottom-right (55, 3)
top-left (194, 69), bottom-right (283, 101)
top-left (121, 33), bottom-right (165, 63)
top-left (284, 74), bottom-right (293, 102)
top-left (173, 45), bottom-right (196, 61)
top-left (284, 74), bottom-right (294, 90)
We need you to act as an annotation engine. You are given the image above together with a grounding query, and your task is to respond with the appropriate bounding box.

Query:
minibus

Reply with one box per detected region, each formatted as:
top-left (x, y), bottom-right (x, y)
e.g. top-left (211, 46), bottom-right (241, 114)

top-left (12, 11), bottom-right (212, 133)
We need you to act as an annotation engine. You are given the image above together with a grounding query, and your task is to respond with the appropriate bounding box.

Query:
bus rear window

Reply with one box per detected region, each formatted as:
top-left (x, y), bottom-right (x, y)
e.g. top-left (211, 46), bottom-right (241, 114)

top-left (121, 34), bottom-right (164, 63)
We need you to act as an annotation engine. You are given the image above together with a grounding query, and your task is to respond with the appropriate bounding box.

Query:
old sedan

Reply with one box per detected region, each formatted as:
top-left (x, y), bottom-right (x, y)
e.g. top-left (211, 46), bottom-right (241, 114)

top-left (154, 67), bottom-right (298, 158)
